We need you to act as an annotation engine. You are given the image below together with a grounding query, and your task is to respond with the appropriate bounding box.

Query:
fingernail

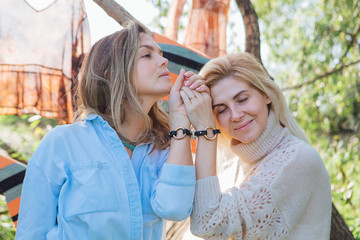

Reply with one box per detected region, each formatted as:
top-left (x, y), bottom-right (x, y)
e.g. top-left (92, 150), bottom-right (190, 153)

top-left (185, 81), bottom-right (190, 86)
top-left (190, 84), bottom-right (195, 89)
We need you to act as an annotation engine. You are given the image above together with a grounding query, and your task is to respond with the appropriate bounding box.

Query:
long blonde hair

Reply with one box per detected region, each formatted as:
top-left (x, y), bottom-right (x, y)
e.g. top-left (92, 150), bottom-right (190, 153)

top-left (200, 52), bottom-right (309, 143)
top-left (74, 22), bottom-right (170, 149)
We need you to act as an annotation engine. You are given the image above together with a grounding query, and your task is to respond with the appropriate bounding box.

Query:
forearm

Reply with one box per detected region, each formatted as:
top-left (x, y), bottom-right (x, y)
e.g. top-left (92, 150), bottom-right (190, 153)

top-left (166, 115), bottom-right (193, 165)
top-left (167, 135), bottom-right (193, 165)
top-left (151, 163), bottom-right (196, 221)
top-left (195, 135), bottom-right (217, 179)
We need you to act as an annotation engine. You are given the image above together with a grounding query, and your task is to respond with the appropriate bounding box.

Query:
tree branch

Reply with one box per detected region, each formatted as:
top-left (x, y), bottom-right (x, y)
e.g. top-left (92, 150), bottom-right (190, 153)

top-left (282, 59), bottom-right (360, 91)
top-left (340, 22), bottom-right (360, 62)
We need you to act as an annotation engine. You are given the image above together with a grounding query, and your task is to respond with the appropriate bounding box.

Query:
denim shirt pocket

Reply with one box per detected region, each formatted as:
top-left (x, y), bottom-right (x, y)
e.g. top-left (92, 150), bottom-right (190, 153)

top-left (63, 161), bottom-right (119, 219)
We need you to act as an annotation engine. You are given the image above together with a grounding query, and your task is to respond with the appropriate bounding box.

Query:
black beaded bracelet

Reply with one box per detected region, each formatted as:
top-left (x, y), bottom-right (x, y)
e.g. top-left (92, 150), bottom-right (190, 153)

top-left (194, 126), bottom-right (221, 140)
top-left (168, 127), bottom-right (192, 140)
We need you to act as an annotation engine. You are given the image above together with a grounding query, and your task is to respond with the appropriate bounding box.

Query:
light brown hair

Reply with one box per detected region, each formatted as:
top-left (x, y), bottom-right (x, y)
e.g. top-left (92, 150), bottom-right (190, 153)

top-left (74, 22), bottom-right (170, 149)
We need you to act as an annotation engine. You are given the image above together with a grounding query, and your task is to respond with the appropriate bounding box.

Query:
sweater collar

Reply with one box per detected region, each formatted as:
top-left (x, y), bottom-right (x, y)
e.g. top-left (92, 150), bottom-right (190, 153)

top-left (230, 110), bottom-right (287, 165)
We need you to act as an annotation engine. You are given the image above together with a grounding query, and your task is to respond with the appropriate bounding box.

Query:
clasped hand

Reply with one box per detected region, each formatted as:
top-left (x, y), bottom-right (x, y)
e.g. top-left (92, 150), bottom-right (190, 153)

top-left (168, 69), bottom-right (216, 131)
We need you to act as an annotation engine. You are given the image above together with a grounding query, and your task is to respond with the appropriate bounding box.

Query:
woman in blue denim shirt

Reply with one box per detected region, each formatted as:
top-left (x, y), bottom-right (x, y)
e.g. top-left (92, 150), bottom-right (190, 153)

top-left (15, 22), bottom-right (198, 240)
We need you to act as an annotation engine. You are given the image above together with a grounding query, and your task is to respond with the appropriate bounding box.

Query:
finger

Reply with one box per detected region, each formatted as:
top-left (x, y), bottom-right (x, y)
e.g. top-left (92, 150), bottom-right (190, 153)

top-left (184, 73), bottom-right (203, 86)
top-left (195, 85), bottom-right (210, 93)
top-left (184, 71), bottom-right (196, 78)
top-left (192, 87), bottom-right (203, 99)
top-left (181, 86), bottom-right (196, 99)
top-left (180, 90), bottom-right (192, 106)
top-left (182, 86), bottom-right (203, 103)
top-left (172, 68), bottom-right (186, 91)
top-left (189, 79), bottom-right (206, 90)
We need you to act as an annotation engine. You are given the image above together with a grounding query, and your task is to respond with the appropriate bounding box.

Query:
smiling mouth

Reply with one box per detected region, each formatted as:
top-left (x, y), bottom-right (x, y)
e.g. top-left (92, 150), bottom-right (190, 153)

top-left (235, 119), bottom-right (253, 131)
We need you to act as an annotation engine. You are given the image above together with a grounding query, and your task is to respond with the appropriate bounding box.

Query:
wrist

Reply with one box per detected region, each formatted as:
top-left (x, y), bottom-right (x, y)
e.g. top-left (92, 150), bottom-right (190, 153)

top-left (170, 117), bottom-right (190, 129)
top-left (193, 121), bottom-right (216, 131)
top-left (194, 126), bottom-right (221, 141)
top-left (168, 127), bottom-right (192, 140)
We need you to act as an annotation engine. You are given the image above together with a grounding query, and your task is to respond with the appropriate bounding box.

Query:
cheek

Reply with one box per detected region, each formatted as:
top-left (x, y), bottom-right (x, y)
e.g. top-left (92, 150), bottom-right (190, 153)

top-left (215, 114), bottom-right (228, 130)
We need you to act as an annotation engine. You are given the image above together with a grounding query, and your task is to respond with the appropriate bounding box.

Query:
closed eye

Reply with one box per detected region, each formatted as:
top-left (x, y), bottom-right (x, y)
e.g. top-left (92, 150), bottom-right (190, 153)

top-left (215, 106), bottom-right (227, 114)
top-left (238, 98), bottom-right (248, 103)
top-left (142, 53), bottom-right (151, 58)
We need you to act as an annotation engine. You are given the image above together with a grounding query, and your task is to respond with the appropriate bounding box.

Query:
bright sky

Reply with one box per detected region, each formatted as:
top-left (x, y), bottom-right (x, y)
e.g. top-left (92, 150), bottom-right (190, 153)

top-left (84, 0), bottom-right (161, 45)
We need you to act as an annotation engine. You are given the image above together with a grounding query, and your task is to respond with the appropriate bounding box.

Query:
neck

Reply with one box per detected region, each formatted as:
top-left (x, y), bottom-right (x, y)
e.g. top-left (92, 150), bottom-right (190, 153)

top-left (120, 103), bottom-right (148, 141)
top-left (120, 96), bottom-right (159, 141)
top-left (138, 95), bottom-right (159, 114)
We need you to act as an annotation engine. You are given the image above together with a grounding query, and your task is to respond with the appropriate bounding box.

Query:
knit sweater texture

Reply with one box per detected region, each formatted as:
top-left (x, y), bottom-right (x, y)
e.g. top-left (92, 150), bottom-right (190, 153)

top-left (190, 111), bottom-right (332, 239)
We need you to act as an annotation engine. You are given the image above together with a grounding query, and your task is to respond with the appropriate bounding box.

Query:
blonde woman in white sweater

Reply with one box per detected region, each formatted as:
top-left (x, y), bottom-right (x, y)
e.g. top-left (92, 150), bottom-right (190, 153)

top-left (179, 52), bottom-right (332, 239)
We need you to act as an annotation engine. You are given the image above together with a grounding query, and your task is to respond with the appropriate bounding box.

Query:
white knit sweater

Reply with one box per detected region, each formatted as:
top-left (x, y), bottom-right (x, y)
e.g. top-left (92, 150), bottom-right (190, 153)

top-left (190, 111), bottom-right (332, 240)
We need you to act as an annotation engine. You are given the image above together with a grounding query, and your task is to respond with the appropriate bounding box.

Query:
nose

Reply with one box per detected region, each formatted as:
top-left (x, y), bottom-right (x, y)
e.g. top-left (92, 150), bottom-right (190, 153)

top-left (230, 106), bottom-right (244, 122)
top-left (160, 55), bottom-right (168, 68)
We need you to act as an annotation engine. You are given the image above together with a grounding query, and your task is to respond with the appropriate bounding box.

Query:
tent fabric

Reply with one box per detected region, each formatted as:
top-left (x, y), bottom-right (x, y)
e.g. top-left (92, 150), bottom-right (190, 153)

top-left (0, 0), bottom-right (91, 123)
top-left (0, 155), bottom-right (26, 227)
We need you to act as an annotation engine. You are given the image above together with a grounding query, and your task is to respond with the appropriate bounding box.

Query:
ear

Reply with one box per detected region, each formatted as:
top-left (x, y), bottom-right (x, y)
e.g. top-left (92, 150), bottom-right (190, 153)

top-left (265, 95), bottom-right (272, 104)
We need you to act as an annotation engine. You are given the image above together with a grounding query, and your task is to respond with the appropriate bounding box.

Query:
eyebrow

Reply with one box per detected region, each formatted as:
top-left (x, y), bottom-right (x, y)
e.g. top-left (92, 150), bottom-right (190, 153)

top-left (139, 44), bottom-right (163, 55)
top-left (212, 90), bottom-right (249, 109)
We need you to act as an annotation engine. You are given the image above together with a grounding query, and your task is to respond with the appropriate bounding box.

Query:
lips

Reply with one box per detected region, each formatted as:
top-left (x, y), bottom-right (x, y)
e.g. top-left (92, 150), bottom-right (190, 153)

top-left (159, 71), bottom-right (170, 78)
top-left (234, 119), bottom-right (253, 131)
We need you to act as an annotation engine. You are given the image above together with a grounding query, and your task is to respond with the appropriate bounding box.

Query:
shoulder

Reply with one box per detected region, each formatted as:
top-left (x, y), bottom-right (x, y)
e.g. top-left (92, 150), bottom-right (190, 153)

top-left (274, 134), bottom-right (328, 180)
top-left (38, 122), bottom-right (85, 145)
top-left (290, 137), bottom-right (323, 169)
top-left (31, 121), bottom-right (93, 162)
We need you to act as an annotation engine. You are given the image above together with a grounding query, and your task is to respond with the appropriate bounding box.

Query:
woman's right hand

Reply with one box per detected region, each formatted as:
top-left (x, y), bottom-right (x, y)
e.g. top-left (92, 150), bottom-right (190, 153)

top-left (168, 69), bottom-right (190, 129)
top-left (184, 71), bottom-right (208, 93)
top-left (180, 86), bottom-right (216, 131)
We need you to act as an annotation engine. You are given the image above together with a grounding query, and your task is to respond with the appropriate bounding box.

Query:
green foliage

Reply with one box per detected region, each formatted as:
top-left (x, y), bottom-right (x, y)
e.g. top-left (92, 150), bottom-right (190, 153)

top-left (0, 196), bottom-right (15, 240)
top-left (0, 115), bottom-right (58, 237)
top-left (254, 0), bottom-right (360, 237)
top-left (0, 115), bottom-right (57, 162)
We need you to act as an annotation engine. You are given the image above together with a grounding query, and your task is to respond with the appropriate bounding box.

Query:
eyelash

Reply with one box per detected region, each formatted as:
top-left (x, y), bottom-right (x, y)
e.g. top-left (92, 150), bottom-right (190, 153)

top-left (142, 53), bottom-right (151, 58)
top-left (238, 98), bottom-right (248, 103)
top-left (217, 108), bottom-right (227, 114)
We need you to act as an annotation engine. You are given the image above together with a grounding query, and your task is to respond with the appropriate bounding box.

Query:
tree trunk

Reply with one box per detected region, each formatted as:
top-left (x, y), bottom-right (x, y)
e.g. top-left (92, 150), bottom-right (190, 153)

top-left (164, 0), bottom-right (187, 41)
top-left (331, 203), bottom-right (355, 240)
top-left (234, 0), bottom-right (262, 64)
top-left (183, 0), bottom-right (230, 57)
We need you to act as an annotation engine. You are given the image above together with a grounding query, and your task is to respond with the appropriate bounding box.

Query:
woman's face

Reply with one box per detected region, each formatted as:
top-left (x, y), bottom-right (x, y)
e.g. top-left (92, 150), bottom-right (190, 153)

top-left (211, 76), bottom-right (272, 144)
top-left (134, 33), bottom-right (172, 103)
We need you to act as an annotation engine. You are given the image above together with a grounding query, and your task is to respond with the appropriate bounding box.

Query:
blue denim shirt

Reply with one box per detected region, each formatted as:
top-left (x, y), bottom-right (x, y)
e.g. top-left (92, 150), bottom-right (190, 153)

top-left (15, 114), bottom-right (196, 240)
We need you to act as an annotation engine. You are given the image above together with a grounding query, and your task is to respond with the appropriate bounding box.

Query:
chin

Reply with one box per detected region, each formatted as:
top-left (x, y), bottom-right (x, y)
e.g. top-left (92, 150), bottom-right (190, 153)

top-left (233, 135), bottom-right (257, 144)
